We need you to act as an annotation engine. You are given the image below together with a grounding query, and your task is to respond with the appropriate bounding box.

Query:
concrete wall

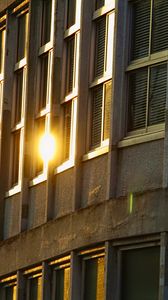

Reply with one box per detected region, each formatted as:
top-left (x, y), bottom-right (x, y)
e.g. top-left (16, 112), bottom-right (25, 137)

top-left (117, 139), bottom-right (164, 197)
top-left (0, 188), bottom-right (168, 276)
top-left (28, 182), bottom-right (47, 229)
top-left (54, 168), bottom-right (75, 217)
top-left (81, 155), bottom-right (108, 207)
top-left (4, 193), bottom-right (21, 239)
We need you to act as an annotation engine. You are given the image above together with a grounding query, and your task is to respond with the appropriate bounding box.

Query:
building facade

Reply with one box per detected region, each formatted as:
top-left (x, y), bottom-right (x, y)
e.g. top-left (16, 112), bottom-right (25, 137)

top-left (0, 0), bottom-right (167, 299)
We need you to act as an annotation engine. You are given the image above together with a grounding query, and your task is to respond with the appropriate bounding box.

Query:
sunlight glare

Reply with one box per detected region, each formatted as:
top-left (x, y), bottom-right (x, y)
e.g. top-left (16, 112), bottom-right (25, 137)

top-left (39, 133), bottom-right (56, 162)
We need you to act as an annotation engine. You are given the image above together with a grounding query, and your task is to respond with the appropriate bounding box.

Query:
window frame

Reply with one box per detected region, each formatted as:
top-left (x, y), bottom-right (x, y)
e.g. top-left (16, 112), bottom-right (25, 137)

top-left (79, 246), bottom-right (105, 300)
top-left (30, 0), bottom-right (55, 185)
top-left (55, 0), bottom-right (81, 174)
top-left (49, 255), bottom-right (71, 299)
top-left (126, 0), bottom-right (168, 137)
top-left (7, 7), bottom-right (29, 196)
top-left (87, 2), bottom-right (114, 152)
top-left (118, 242), bottom-right (160, 300)
top-left (23, 266), bottom-right (42, 300)
top-left (0, 275), bottom-right (17, 300)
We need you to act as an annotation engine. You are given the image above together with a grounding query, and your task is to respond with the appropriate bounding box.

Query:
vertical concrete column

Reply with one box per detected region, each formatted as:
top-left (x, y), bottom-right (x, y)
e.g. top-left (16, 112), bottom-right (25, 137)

top-left (20, 0), bottom-right (42, 231)
top-left (42, 262), bottom-right (51, 300)
top-left (70, 251), bottom-right (82, 300)
top-left (16, 271), bottom-right (26, 300)
top-left (0, 9), bottom-right (17, 238)
top-left (45, 0), bottom-right (65, 220)
top-left (106, 0), bottom-right (129, 200)
top-left (159, 232), bottom-right (168, 300)
top-left (163, 87), bottom-right (168, 187)
top-left (104, 242), bottom-right (117, 300)
top-left (72, 0), bottom-right (94, 210)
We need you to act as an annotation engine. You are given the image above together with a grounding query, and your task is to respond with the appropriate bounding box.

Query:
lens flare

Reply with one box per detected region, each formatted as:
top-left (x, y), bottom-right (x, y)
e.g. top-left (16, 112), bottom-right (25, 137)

top-left (39, 133), bottom-right (56, 162)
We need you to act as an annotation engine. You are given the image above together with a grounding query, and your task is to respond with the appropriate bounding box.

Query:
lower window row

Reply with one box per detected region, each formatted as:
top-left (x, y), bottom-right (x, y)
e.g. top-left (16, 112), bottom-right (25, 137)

top-left (0, 244), bottom-right (160, 300)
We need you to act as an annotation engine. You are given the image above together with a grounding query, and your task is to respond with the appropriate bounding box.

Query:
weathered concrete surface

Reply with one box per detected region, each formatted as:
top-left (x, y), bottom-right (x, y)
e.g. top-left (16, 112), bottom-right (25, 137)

top-left (4, 193), bottom-right (21, 239)
top-left (0, 188), bottom-right (167, 276)
top-left (117, 139), bottom-right (164, 196)
top-left (0, 0), bottom-right (17, 12)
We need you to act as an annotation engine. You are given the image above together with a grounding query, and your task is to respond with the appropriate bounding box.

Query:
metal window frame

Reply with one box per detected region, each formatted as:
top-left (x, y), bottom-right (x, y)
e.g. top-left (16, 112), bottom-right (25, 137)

top-left (30, 0), bottom-right (54, 182)
top-left (88, 4), bottom-right (114, 151)
top-left (127, 0), bottom-right (168, 136)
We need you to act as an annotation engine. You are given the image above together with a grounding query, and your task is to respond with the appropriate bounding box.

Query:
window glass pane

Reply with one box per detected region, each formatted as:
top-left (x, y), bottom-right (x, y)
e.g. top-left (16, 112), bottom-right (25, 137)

top-left (95, 16), bottom-right (106, 78)
top-left (84, 257), bottom-right (104, 300)
top-left (17, 13), bottom-right (27, 61)
top-left (35, 118), bottom-right (45, 174)
top-left (41, 0), bottom-right (52, 45)
top-left (105, 12), bottom-right (114, 75)
top-left (6, 285), bottom-right (16, 300)
top-left (103, 80), bottom-right (111, 140)
top-left (67, 0), bottom-right (76, 28)
top-left (12, 130), bottom-right (20, 186)
top-left (152, 0), bottom-right (168, 53)
top-left (66, 37), bottom-right (75, 95)
top-left (95, 0), bottom-right (105, 10)
top-left (55, 267), bottom-right (70, 300)
top-left (91, 85), bottom-right (103, 148)
top-left (63, 102), bottom-right (72, 161)
top-left (148, 63), bottom-right (167, 126)
top-left (131, 0), bottom-right (150, 60)
top-left (29, 277), bottom-right (42, 300)
top-left (128, 68), bottom-right (148, 131)
top-left (39, 54), bottom-right (48, 110)
top-left (0, 285), bottom-right (17, 300)
top-left (15, 69), bottom-right (23, 124)
top-left (0, 28), bottom-right (5, 73)
top-left (121, 247), bottom-right (160, 300)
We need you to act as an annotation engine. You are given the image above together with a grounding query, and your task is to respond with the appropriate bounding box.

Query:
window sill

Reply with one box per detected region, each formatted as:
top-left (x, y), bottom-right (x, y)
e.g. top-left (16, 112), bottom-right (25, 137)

top-left (14, 58), bottom-right (26, 71)
top-left (118, 130), bottom-right (165, 148)
top-left (39, 41), bottom-right (53, 56)
top-left (5, 184), bottom-right (21, 198)
top-left (0, 73), bottom-right (4, 81)
top-left (82, 144), bottom-right (109, 162)
top-left (90, 74), bottom-right (111, 88)
top-left (54, 159), bottom-right (74, 175)
top-left (64, 24), bottom-right (80, 39)
top-left (93, 0), bottom-right (115, 20)
top-left (29, 173), bottom-right (47, 187)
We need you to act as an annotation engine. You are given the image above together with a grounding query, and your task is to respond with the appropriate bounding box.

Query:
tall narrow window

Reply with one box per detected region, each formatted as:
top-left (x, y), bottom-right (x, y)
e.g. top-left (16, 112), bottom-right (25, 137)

top-left (41, 0), bottom-right (52, 45)
top-left (39, 54), bottom-right (49, 110)
top-left (66, 0), bottom-right (76, 28)
top-left (11, 130), bottom-right (20, 186)
top-left (32, 0), bottom-right (53, 179)
top-left (14, 69), bottom-right (23, 124)
top-left (17, 12), bottom-right (28, 61)
top-left (89, 5), bottom-right (114, 149)
top-left (121, 246), bottom-right (160, 300)
top-left (35, 118), bottom-right (45, 175)
top-left (24, 268), bottom-right (42, 300)
top-left (66, 37), bottom-right (75, 95)
top-left (127, 0), bottom-right (168, 134)
top-left (58, 0), bottom-right (81, 168)
top-left (84, 257), bottom-right (104, 300)
top-left (0, 26), bottom-right (6, 74)
top-left (0, 17), bottom-right (6, 149)
top-left (79, 248), bottom-right (105, 300)
top-left (63, 102), bottom-right (72, 160)
top-left (0, 276), bottom-right (17, 300)
top-left (27, 276), bottom-right (42, 300)
top-left (50, 256), bottom-right (70, 300)
top-left (9, 7), bottom-right (28, 191)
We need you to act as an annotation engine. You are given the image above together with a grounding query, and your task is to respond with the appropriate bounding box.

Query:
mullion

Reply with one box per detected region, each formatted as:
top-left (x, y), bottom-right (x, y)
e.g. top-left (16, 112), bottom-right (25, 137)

top-left (148, 0), bottom-right (153, 56)
top-left (145, 67), bottom-right (151, 129)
